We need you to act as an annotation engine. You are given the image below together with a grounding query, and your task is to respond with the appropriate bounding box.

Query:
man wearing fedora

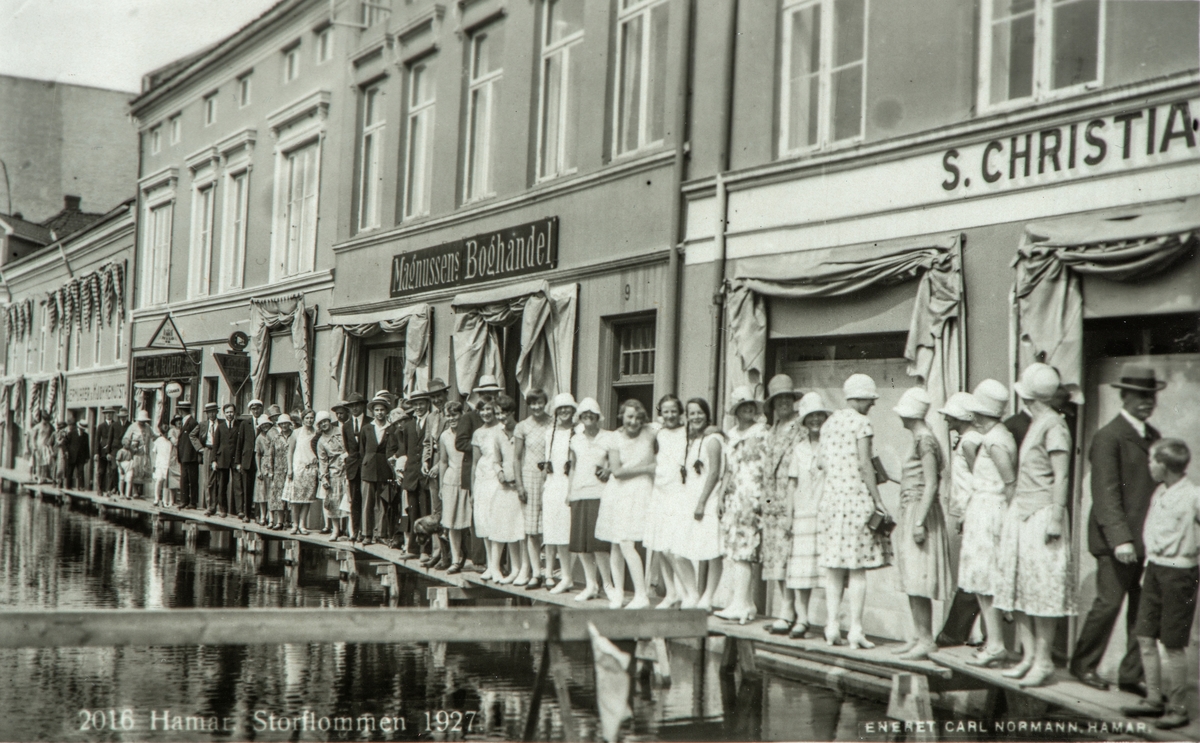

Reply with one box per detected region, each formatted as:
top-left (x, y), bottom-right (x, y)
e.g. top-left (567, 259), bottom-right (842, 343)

top-left (231, 399), bottom-right (264, 521)
top-left (359, 394), bottom-right (398, 546)
top-left (92, 407), bottom-right (117, 495)
top-left (175, 401), bottom-right (201, 509)
top-left (335, 392), bottom-right (367, 538)
top-left (1070, 365), bottom-right (1165, 693)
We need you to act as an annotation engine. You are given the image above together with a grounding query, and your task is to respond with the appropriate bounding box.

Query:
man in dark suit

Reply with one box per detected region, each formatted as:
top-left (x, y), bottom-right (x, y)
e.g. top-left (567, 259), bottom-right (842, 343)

top-left (1070, 366), bottom-right (1165, 693)
top-left (111, 408), bottom-right (131, 495)
top-left (203, 403), bottom-right (233, 516)
top-left (358, 395), bottom-right (396, 546)
top-left (92, 408), bottom-right (116, 494)
top-left (175, 401), bottom-right (201, 509)
top-left (231, 398), bottom-right (262, 522)
top-left (66, 417), bottom-right (90, 490)
top-left (334, 393), bottom-right (366, 539)
top-left (393, 389), bottom-right (435, 558)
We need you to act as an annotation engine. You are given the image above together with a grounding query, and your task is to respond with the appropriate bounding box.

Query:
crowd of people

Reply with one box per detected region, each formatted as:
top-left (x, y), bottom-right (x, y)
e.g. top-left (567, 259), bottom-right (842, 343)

top-left (30, 360), bottom-right (1197, 729)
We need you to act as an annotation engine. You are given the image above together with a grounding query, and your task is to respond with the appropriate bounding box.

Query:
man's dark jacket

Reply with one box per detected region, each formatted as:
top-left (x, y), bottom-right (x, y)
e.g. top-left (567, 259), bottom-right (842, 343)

top-left (1087, 414), bottom-right (1160, 558)
top-left (358, 421), bottom-right (396, 483)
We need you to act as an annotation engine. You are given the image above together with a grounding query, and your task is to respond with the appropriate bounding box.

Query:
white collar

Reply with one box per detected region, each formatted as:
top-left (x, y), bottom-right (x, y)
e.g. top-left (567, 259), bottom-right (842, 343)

top-left (1120, 409), bottom-right (1147, 438)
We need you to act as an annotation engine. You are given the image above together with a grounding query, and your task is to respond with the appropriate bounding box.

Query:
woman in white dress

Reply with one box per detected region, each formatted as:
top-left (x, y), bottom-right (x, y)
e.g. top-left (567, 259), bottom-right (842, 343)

top-left (438, 402), bottom-right (470, 573)
top-left (568, 398), bottom-right (617, 602)
top-left (596, 399), bottom-right (657, 609)
top-left (285, 409), bottom-right (318, 535)
top-left (645, 394), bottom-right (689, 608)
top-left (540, 393), bottom-right (577, 594)
top-left (675, 397), bottom-right (725, 611)
top-left (783, 392), bottom-right (830, 639)
top-left (151, 422), bottom-right (174, 507)
top-left (472, 396), bottom-right (523, 583)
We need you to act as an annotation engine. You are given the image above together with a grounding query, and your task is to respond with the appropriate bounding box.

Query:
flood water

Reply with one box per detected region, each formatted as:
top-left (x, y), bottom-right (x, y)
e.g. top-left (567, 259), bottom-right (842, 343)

top-left (0, 491), bottom-right (888, 742)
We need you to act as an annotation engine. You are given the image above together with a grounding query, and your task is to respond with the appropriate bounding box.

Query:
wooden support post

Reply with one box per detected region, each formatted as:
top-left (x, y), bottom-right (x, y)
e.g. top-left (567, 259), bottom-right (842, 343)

top-left (337, 550), bottom-right (358, 578)
top-left (152, 514), bottom-right (168, 542)
top-left (183, 522), bottom-right (201, 548)
top-left (736, 639), bottom-right (757, 676)
top-left (283, 540), bottom-right (300, 565)
top-left (548, 642), bottom-right (577, 742)
top-left (429, 587), bottom-right (449, 610)
top-left (887, 673), bottom-right (936, 742)
top-left (235, 530), bottom-right (263, 555)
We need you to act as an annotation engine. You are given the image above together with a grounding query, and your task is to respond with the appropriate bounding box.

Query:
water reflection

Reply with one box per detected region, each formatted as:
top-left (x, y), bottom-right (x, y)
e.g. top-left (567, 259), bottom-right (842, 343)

top-left (0, 492), bottom-right (887, 741)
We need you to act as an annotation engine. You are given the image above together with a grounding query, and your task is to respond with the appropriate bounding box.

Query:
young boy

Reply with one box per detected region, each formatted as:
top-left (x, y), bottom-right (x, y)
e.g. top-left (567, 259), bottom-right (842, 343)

top-left (1122, 438), bottom-right (1199, 729)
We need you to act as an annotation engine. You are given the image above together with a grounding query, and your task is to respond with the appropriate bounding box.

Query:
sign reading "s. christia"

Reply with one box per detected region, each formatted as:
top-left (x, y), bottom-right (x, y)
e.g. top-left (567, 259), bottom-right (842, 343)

top-left (390, 217), bottom-right (558, 298)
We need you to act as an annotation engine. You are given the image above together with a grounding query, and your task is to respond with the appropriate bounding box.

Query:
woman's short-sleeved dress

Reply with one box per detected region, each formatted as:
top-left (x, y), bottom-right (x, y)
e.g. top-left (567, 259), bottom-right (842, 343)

top-left (439, 428), bottom-right (471, 530)
top-left (472, 425), bottom-right (523, 544)
top-left (958, 424), bottom-right (1017, 596)
top-left (786, 436), bottom-right (823, 590)
top-left (539, 427), bottom-right (573, 546)
top-left (721, 423), bottom-right (768, 562)
top-left (893, 432), bottom-right (954, 600)
top-left (285, 427), bottom-right (319, 504)
top-left (256, 429), bottom-right (287, 510)
top-left (595, 427), bottom-right (656, 544)
top-left (993, 412), bottom-right (1076, 617)
top-left (568, 430), bottom-right (611, 553)
top-left (676, 433), bottom-right (725, 562)
top-left (123, 424), bottom-right (155, 485)
top-left (946, 429), bottom-right (983, 521)
top-left (644, 425), bottom-right (688, 555)
top-left (817, 409), bottom-right (891, 570)
top-left (514, 416), bottom-right (551, 536)
top-left (316, 430), bottom-right (351, 519)
top-left (762, 418), bottom-right (806, 580)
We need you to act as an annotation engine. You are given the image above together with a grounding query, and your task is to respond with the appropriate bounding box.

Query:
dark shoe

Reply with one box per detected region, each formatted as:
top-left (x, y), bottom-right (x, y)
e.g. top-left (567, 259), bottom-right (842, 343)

top-left (1121, 699), bottom-right (1164, 718)
top-left (319, 527), bottom-right (332, 534)
top-left (1070, 669), bottom-right (1109, 691)
top-left (362, 538), bottom-right (375, 546)
top-left (217, 511), bottom-right (227, 518)
top-left (436, 554), bottom-right (452, 571)
top-left (524, 577), bottom-right (543, 591)
top-left (204, 509), bottom-right (215, 516)
top-left (1118, 681), bottom-right (1148, 698)
top-left (446, 561), bottom-right (463, 575)
top-left (766, 619), bottom-right (795, 636)
top-left (419, 555), bottom-right (433, 567)
top-left (1155, 707), bottom-right (1189, 730)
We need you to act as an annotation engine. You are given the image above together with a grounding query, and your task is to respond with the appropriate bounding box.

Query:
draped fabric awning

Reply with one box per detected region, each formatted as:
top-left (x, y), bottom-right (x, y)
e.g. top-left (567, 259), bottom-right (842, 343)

top-left (1014, 198), bottom-right (1200, 401)
top-left (451, 282), bottom-right (577, 400)
top-left (327, 303), bottom-right (432, 401)
top-left (133, 381), bottom-right (167, 427)
top-left (726, 234), bottom-right (963, 404)
top-left (250, 294), bottom-right (312, 407)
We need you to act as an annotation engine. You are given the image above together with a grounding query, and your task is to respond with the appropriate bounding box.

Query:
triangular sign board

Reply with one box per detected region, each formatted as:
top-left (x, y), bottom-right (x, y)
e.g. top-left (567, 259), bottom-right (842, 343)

top-left (147, 315), bottom-right (187, 351)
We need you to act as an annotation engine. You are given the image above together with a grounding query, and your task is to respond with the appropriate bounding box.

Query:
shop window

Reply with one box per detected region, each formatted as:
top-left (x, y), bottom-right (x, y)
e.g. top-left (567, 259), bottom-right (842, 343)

top-left (357, 82), bottom-right (385, 232)
top-left (464, 21), bottom-right (504, 202)
top-left (776, 332), bottom-right (906, 364)
top-left (779, 0), bottom-right (866, 156)
top-left (538, 0), bottom-right (584, 180)
top-left (364, 342), bottom-right (405, 401)
top-left (403, 56), bottom-right (436, 219)
top-left (607, 314), bottom-right (656, 422)
top-left (268, 373), bottom-right (301, 416)
top-left (1084, 314), bottom-right (1200, 359)
top-left (980, 0), bottom-right (1102, 111)
top-left (615, 0), bottom-right (668, 156)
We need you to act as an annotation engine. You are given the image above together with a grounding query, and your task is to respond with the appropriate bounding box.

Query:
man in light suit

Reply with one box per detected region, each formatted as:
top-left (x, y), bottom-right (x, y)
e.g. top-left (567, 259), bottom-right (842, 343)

top-left (1070, 366), bottom-right (1165, 694)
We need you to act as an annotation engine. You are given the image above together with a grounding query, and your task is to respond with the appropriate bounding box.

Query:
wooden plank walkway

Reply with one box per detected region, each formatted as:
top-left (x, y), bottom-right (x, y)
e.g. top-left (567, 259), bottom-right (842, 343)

top-left (931, 646), bottom-right (1199, 743)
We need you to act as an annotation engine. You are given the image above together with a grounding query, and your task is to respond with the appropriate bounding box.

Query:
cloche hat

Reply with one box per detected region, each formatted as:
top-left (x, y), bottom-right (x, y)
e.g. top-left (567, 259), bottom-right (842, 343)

top-left (966, 379), bottom-right (1009, 418)
top-left (938, 391), bottom-right (976, 422)
top-left (551, 392), bottom-right (578, 413)
top-left (893, 387), bottom-right (932, 419)
top-left (843, 373), bottom-right (879, 400)
top-left (796, 392), bottom-right (832, 424)
top-left (765, 374), bottom-right (799, 404)
top-left (727, 385), bottom-right (763, 415)
top-left (1013, 363), bottom-right (1061, 403)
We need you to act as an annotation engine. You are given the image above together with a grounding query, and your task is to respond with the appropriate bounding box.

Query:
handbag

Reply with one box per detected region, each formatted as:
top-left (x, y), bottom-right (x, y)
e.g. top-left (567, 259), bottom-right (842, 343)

top-left (867, 509), bottom-right (897, 537)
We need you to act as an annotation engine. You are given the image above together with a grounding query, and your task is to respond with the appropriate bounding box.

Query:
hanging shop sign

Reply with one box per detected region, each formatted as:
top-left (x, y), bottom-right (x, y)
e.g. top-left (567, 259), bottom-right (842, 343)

top-left (390, 217), bottom-right (558, 298)
top-left (64, 371), bottom-right (127, 408)
top-left (939, 98), bottom-right (1198, 195)
top-left (133, 351), bottom-right (202, 382)
top-left (212, 352), bottom-right (251, 395)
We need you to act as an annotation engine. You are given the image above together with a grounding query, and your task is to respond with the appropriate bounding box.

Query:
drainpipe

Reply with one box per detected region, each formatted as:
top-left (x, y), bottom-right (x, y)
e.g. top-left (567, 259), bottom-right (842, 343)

top-left (660, 0), bottom-right (694, 398)
top-left (705, 0), bottom-right (738, 412)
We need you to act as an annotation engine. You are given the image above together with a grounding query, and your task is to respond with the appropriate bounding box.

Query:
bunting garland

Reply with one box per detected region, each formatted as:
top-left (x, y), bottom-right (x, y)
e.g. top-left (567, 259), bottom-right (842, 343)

top-left (3, 305), bottom-right (12, 340)
top-left (88, 273), bottom-right (102, 329)
top-left (70, 279), bottom-right (82, 332)
top-left (112, 263), bottom-right (125, 323)
top-left (81, 275), bottom-right (93, 330)
top-left (46, 290), bottom-right (60, 333)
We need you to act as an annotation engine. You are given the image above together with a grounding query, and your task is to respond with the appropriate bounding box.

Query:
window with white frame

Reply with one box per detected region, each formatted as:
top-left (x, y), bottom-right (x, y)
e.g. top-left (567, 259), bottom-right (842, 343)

top-left (316, 26), bottom-right (333, 63)
top-left (189, 182), bottom-right (216, 298)
top-left (981, 0), bottom-right (1103, 109)
top-left (464, 23), bottom-right (504, 202)
top-left (358, 83), bottom-right (385, 231)
top-left (277, 140), bottom-right (320, 279)
top-left (403, 57), bottom-right (436, 219)
top-left (615, 0), bottom-right (668, 156)
top-left (360, 1), bottom-right (387, 28)
top-left (779, 0), bottom-right (866, 156)
top-left (169, 114), bottom-right (181, 145)
top-left (238, 73), bottom-right (252, 108)
top-left (150, 126), bottom-right (162, 154)
top-left (222, 169), bottom-right (249, 291)
top-left (538, 0), bottom-right (584, 179)
top-left (145, 202), bottom-right (173, 305)
top-left (204, 93), bottom-right (218, 126)
top-left (283, 43), bottom-right (301, 83)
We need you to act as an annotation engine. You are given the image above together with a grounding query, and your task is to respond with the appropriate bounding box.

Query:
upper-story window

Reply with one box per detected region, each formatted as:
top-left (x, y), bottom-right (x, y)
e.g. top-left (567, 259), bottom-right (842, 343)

top-left (277, 140), bottom-right (320, 279)
top-left (615, 0), bottom-right (668, 156)
top-left (283, 42), bottom-right (301, 83)
top-left (464, 22), bottom-right (504, 202)
top-left (222, 169), bottom-right (249, 291)
top-left (403, 57), bottom-right (436, 219)
top-left (204, 93), bottom-right (218, 126)
top-left (316, 26), bottom-right (333, 64)
top-left (145, 202), bottom-right (173, 306)
top-left (169, 114), bottom-right (181, 145)
top-left (779, 0), bottom-right (866, 156)
top-left (538, 0), bottom-right (584, 180)
top-left (150, 125), bottom-right (162, 154)
top-left (361, 1), bottom-right (387, 28)
top-left (981, 0), bottom-right (1102, 110)
top-left (238, 72), bottom-right (253, 108)
top-left (358, 83), bottom-right (385, 231)
top-left (189, 182), bottom-right (216, 298)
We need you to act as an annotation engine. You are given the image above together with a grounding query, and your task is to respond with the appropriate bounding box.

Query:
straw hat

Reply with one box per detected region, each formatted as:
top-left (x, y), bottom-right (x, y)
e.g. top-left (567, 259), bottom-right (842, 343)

top-left (765, 374), bottom-right (799, 404)
top-left (1014, 363), bottom-right (1060, 403)
top-left (136, 409), bottom-right (151, 423)
top-left (574, 397), bottom-right (603, 422)
top-left (1110, 365), bottom-right (1167, 392)
top-left (369, 395), bottom-right (391, 411)
top-left (727, 385), bottom-right (763, 415)
top-left (843, 373), bottom-right (879, 400)
top-left (893, 387), bottom-right (932, 419)
top-left (966, 379), bottom-right (1008, 418)
top-left (203, 402), bottom-right (219, 413)
top-left (267, 404), bottom-right (282, 420)
top-left (796, 392), bottom-right (832, 424)
top-left (938, 391), bottom-right (976, 422)
top-left (473, 374), bottom-right (503, 393)
top-left (551, 392), bottom-right (578, 414)
top-left (427, 377), bottom-right (451, 394)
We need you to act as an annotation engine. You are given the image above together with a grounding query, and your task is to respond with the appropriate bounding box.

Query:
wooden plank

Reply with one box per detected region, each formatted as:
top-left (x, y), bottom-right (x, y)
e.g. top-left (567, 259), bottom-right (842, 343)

top-left (0, 607), bottom-right (708, 647)
top-left (558, 609), bottom-right (708, 641)
top-left (755, 649), bottom-right (893, 699)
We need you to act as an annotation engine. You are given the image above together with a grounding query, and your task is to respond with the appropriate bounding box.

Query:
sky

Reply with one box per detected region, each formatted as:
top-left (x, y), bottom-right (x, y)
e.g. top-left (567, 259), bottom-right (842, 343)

top-left (0, 0), bottom-right (279, 93)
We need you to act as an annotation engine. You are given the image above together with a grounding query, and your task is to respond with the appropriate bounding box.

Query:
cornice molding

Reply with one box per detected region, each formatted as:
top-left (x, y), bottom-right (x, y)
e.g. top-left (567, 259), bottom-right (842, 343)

top-left (131, 269), bottom-right (335, 321)
top-left (217, 128), bottom-right (258, 161)
top-left (266, 89), bottom-right (332, 135)
top-left (139, 166), bottom-right (179, 194)
top-left (185, 145), bottom-right (221, 173)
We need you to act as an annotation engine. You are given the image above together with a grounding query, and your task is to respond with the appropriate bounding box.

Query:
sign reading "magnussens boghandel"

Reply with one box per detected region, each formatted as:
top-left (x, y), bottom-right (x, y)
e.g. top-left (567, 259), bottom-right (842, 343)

top-left (390, 217), bottom-right (558, 298)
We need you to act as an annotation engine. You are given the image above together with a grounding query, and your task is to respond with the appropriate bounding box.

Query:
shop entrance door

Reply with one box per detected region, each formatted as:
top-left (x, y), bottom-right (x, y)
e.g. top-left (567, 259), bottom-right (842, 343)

top-left (364, 342), bottom-right (405, 402)
top-left (778, 333), bottom-right (917, 641)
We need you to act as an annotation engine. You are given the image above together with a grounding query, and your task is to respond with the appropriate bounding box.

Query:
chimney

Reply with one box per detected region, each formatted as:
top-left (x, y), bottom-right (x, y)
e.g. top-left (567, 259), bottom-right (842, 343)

top-left (64, 195), bottom-right (81, 211)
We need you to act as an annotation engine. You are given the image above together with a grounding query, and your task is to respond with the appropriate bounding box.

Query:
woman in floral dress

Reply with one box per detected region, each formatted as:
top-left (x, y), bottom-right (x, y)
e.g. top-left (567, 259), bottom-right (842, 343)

top-left (818, 374), bottom-right (892, 650)
top-left (513, 389), bottom-right (552, 588)
top-left (254, 417), bottom-right (284, 528)
top-left (123, 410), bottom-right (156, 499)
top-left (315, 411), bottom-right (351, 541)
top-left (717, 385), bottom-right (768, 624)
top-left (760, 374), bottom-right (805, 634)
top-left (286, 409), bottom-right (319, 535)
